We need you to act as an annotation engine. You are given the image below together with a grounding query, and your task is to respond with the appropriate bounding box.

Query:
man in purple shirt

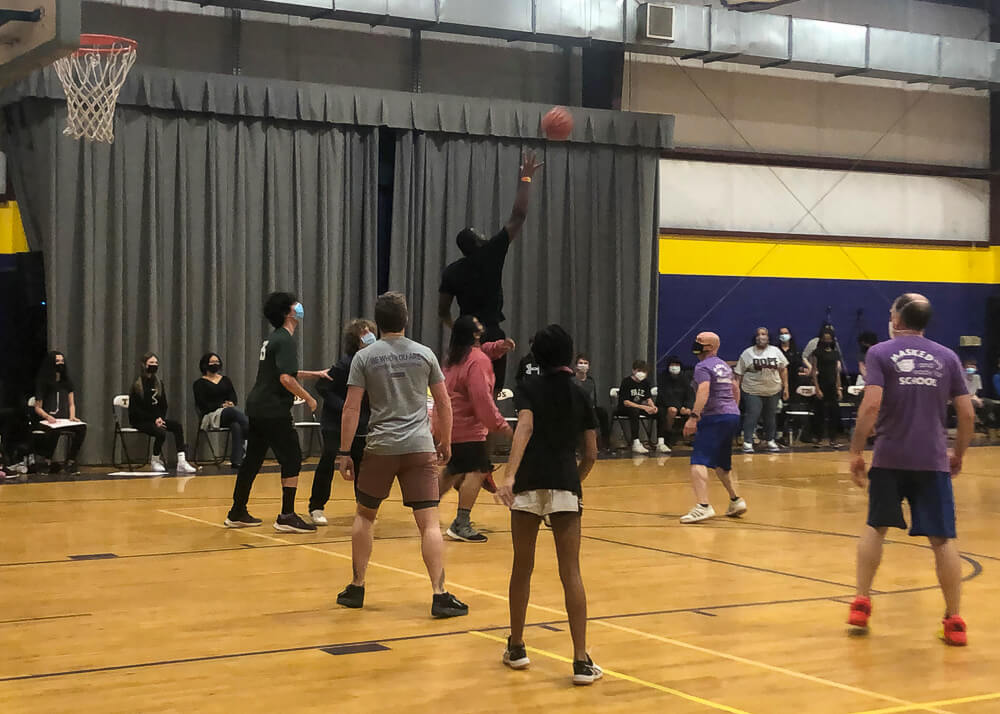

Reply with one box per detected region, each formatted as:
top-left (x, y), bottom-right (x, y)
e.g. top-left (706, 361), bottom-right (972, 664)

top-left (848, 293), bottom-right (973, 646)
top-left (680, 332), bottom-right (747, 523)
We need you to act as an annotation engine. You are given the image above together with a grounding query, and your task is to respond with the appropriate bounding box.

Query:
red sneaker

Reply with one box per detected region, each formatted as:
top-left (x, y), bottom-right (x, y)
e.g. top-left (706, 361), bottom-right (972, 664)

top-left (940, 615), bottom-right (967, 646)
top-left (847, 596), bottom-right (871, 632)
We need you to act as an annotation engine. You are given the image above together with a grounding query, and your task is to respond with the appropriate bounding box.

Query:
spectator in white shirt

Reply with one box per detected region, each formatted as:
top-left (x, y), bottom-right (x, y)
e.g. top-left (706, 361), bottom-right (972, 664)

top-left (734, 328), bottom-right (788, 453)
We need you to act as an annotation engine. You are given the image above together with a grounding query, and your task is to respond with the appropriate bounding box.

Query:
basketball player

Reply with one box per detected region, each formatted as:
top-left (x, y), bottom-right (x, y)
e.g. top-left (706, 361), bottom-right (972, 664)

top-left (495, 324), bottom-right (602, 685)
top-left (847, 293), bottom-right (973, 646)
top-left (438, 151), bottom-right (543, 391)
top-left (680, 332), bottom-right (747, 523)
top-left (224, 292), bottom-right (331, 533)
top-left (335, 292), bottom-right (469, 619)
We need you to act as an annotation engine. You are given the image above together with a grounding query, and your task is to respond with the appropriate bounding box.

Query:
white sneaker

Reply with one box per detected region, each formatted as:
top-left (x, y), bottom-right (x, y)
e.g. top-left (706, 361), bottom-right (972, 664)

top-left (310, 510), bottom-right (328, 526)
top-left (175, 453), bottom-right (197, 474)
top-left (742, 442), bottom-right (754, 453)
top-left (680, 504), bottom-right (716, 524)
top-left (656, 441), bottom-right (672, 454)
top-left (150, 455), bottom-right (167, 473)
top-left (632, 440), bottom-right (649, 454)
top-left (766, 440), bottom-right (780, 452)
top-left (726, 497), bottom-right (748, 518)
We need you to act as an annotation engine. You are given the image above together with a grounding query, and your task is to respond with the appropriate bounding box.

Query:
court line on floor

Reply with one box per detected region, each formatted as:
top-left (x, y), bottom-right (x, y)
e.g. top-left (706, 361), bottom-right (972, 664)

top-left (847, 691), bottom-right (1000, 714)
top-left (156, 508), bottom-right (950, 712)
top-left (468, 630), bottom-right (753, 714)
top-left (0, 613), bottom-right (91, 626)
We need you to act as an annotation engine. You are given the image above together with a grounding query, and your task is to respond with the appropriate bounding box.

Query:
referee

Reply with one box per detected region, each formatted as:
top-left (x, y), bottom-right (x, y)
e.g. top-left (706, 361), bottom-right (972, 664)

top-left (225, 292), bottom-right (331, 533)
top-left (438, 151), bottom-right (543, 392)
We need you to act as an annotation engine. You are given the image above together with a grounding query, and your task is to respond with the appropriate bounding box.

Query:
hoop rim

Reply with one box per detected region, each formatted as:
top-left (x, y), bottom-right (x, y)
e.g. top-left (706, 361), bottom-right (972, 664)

top-left (72, 34), bottom-right (138, 56)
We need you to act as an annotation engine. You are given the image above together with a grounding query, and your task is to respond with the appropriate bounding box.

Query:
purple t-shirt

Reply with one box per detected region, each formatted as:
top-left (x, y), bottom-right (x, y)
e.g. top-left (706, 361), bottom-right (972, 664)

top-left (865, 336), bottom-right (967, 472)
top-left (694, 356), bottom-right (740, 417)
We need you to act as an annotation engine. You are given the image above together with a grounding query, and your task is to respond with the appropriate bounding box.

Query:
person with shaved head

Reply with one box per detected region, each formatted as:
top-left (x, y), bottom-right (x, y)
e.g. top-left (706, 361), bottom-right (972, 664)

top-left (680, 332), bottom-right (747, 523)
top-left (847, 293), bottom-right (973, 646)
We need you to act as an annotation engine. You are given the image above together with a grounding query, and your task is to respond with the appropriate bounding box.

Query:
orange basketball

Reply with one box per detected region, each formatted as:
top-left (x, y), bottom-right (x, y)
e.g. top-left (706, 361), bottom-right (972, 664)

top-left (541, 106), bottom-right (574, 141)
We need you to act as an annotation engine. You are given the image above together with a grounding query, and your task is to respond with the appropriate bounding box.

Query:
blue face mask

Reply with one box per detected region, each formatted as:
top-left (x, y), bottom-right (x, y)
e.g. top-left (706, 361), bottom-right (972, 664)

top-left (361, 331), bottom-right (377, 346)
top-left (966, 367), bottom-right (977, 375)
top-left (293, 303), bottom-right (304, 321)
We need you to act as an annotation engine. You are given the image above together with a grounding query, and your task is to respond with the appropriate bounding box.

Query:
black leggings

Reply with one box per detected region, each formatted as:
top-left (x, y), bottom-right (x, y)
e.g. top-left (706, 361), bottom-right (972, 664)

top-left (231, 416), bottom-right (302, 514)
top-left (133, 419), bottom-right (186, 456)
top-left (37, 423), bottom-right (87, 461)
top-left (615, 406), bottom-right (648, 442)
top-left (815, 395), bottom-right (841, 441)
top-left (309, 432), bottom-right (365, 512)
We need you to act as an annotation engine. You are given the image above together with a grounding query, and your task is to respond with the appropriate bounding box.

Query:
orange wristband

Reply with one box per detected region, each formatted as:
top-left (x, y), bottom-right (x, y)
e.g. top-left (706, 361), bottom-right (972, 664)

top-left (520, 176), bottom-right (531, 183)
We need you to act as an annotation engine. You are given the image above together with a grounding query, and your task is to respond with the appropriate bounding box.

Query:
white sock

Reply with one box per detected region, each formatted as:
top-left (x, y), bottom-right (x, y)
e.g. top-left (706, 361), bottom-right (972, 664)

top-left (657, 437), bottom-right (665, 445)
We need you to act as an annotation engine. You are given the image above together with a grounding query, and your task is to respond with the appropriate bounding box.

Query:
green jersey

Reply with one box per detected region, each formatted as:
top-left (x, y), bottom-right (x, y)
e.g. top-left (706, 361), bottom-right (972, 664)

top-left (246, 327), bottom-right (299, 418)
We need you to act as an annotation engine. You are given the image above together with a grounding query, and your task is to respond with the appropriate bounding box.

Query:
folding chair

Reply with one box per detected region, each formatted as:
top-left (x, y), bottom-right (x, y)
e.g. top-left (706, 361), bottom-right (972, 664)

top-left (293, 397), bottom-right (323, 458)
top-left (782, 386), bottom-right (816, 447)
top-left (28, 397), bottom-right (72, 464)
top-left (111, 395), bottom-right (152, 470)
top-left (192, 422), bottom-right (231, 466)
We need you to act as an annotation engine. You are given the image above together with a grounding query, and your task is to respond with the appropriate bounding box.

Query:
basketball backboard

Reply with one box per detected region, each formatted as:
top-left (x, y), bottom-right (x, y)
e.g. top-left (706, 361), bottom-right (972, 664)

top-left (0, 0), bottom-right (79, 88)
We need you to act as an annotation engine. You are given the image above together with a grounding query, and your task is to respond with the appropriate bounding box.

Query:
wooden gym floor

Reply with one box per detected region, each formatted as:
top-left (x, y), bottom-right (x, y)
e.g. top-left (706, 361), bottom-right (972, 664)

top-left (2, 447), bottom-right (1000, 714)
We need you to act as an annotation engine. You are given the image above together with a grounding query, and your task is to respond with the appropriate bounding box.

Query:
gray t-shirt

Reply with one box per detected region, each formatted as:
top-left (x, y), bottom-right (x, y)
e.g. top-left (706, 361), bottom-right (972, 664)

top-left (348, 335), bottom-right (445, 455)
top-left (734, 345), bottom-right (788, 396)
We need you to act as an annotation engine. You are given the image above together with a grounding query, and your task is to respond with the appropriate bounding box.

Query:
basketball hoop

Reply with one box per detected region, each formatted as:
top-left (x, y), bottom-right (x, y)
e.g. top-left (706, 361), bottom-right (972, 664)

top-left (53, 34), bottom-right (137, 143)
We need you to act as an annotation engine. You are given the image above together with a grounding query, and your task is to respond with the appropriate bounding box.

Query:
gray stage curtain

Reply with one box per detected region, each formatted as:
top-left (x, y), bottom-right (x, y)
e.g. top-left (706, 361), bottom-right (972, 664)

top-left (1, 98), bottom-right (378, 464)
top-left (389, 132), bottom-right (659, 408)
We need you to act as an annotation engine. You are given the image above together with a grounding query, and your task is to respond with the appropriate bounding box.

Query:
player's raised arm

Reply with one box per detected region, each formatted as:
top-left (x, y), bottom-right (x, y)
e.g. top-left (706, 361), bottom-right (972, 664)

top-left (505, 151), bottom-right (543, 240)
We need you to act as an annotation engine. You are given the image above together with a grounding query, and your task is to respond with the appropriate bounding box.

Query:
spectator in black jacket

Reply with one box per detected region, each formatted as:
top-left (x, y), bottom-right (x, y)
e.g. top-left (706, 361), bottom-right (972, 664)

top-left (573, 353), bottom-right (610, 451)
top-left (655, 355), bottom-right (694, 453)
top-left (307, 318), bottom-right (375, 525)
top-left (129, 352), bottom-right (196, 473)
top-left (193, 352), bottom-right (249, 468)
top-left (616, 360), bottom-right (657, 454)
top-left (32, 350), bottom-right (87, 474)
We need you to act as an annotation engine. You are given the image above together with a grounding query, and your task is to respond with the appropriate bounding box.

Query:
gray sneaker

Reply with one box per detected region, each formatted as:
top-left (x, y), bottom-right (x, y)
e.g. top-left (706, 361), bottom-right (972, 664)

top-left (446, 521), bottom-right (488, 543)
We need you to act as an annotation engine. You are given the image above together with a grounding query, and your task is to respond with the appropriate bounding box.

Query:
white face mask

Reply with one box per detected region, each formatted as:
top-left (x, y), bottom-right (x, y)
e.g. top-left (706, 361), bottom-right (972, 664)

top-left (634, 371), bottom-right (647, 382)
top-left (779, 334), bottom-right (791, 343)
top-left (668, 365), bottom-right (681, 376)
top-left (576, 363), bottom-right (589, 374)
top-left (361, 331), bottom-right (377, 346)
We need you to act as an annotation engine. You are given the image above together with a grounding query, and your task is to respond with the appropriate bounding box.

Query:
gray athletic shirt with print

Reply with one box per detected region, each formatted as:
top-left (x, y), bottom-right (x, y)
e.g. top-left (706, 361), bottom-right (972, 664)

top-left (348, 335), bottom-right (445, 455)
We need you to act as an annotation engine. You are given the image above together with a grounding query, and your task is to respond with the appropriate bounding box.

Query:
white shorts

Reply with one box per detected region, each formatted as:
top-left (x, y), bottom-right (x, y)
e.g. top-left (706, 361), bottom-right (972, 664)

top-left (510, 489), bottom-right (580, 516)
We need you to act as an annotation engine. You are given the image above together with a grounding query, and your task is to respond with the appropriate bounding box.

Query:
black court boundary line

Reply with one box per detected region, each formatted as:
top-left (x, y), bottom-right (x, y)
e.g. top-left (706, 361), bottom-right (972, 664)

top-left (0, 613), bottom-right (91, 626)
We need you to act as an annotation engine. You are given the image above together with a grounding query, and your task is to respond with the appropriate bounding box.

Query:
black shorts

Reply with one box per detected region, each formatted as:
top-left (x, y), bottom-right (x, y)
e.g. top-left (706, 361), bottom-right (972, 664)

top-left (867, 468), bottom-right (956, 539)
top-left (445, 441), bottom-right (492, 476)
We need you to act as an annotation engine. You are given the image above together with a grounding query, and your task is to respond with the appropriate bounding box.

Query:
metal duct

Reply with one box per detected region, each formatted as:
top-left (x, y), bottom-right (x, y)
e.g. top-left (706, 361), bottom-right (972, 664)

top-left (157, 0), bottom-right (1000, 89)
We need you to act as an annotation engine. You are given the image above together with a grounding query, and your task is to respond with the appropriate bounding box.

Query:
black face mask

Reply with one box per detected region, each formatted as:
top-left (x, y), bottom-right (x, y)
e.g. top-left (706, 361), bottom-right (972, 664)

top-left (146, 365), bottom-right (159, 375)
top-left (55, 364), bottom-right (66, 375)
top-left (691, 341), bottom-right (705, 356)
top-left (207, 364), bottom-right (221, 374)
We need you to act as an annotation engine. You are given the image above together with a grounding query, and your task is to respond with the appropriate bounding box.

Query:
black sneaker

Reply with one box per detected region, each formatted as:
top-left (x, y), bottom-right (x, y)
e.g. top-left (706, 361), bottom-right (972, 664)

top-left (445, 521), bottom-right (488, 543)
top-left (502, 636), bottom-right (530, 669)
top-left (64, 460), bottom-right (80, 475)
top-left (48, 461), bottom-right (63, 474)
top-left (336, 584), bottom-right (365, 609)
top-left (572, 655), bottom-right (603, 686)
top-left (431, 592), bottom-right (469, 619)
top-left (224, 511), bottom-right (263, 528)
top-left (274, 512), bottom-right (317, 533)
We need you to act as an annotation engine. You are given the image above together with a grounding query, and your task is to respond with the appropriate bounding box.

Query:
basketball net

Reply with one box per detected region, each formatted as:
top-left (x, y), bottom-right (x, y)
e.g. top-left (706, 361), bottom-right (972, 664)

top-left (53, 35), bottom-right (137, 144)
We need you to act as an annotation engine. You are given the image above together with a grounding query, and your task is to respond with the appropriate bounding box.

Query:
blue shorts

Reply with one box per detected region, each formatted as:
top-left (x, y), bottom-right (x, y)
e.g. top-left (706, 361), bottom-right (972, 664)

top-left (691, 414), bottom-right (740, 471)
top-left (867, 468), bottom-right (956, 539)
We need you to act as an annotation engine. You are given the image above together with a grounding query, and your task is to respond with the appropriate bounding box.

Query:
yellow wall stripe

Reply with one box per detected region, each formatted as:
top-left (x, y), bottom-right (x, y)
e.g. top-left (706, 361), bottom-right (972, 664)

top-left (659, 235), bottom-right (1000, 285)
top-left (0, 201), bottom-right (29, 254)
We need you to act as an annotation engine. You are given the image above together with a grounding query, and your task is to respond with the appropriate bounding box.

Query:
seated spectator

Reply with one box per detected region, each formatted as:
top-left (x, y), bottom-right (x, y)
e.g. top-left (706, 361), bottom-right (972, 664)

top-left (193, 352), bottom-right (249, 468)
top-left (734, 328), bottom-right (788, 454)
top-left (616, 360), bottom-right (657, 454)
top-left (655, 356), bottom-right (694, 453)
top-left (516, 340), bottom-right (540, 385)
top-left (573, 353), bottom-right (611, 451)
top-left (33, 350), bottom-right (87, 475)
top-left (129, 352), bottom-right (196, 473)
top-left (309, 319), bottom-right (376, 526)
top-left (963, 358), bottom-right (998, 431)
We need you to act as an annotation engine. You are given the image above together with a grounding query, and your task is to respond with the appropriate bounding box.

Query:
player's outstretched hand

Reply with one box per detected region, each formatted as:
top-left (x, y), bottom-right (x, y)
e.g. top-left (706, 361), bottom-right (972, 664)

top-left (336, 455), bottom-right (355, 481)
top-left (520, 151), bottom-right (543, 179)
top-left (682, 417), bottom-right (697, 438)
top-left (849, 452), bottom-right (868, 488)
top-left (502, 338), bottom-right (517, 353)
top-left (949, 449), bottom-right (963, 478)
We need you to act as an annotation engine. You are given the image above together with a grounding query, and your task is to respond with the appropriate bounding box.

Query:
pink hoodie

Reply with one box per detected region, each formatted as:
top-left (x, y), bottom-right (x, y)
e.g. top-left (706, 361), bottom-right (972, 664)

top-left (444, 340), bottom-right (509, 443)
